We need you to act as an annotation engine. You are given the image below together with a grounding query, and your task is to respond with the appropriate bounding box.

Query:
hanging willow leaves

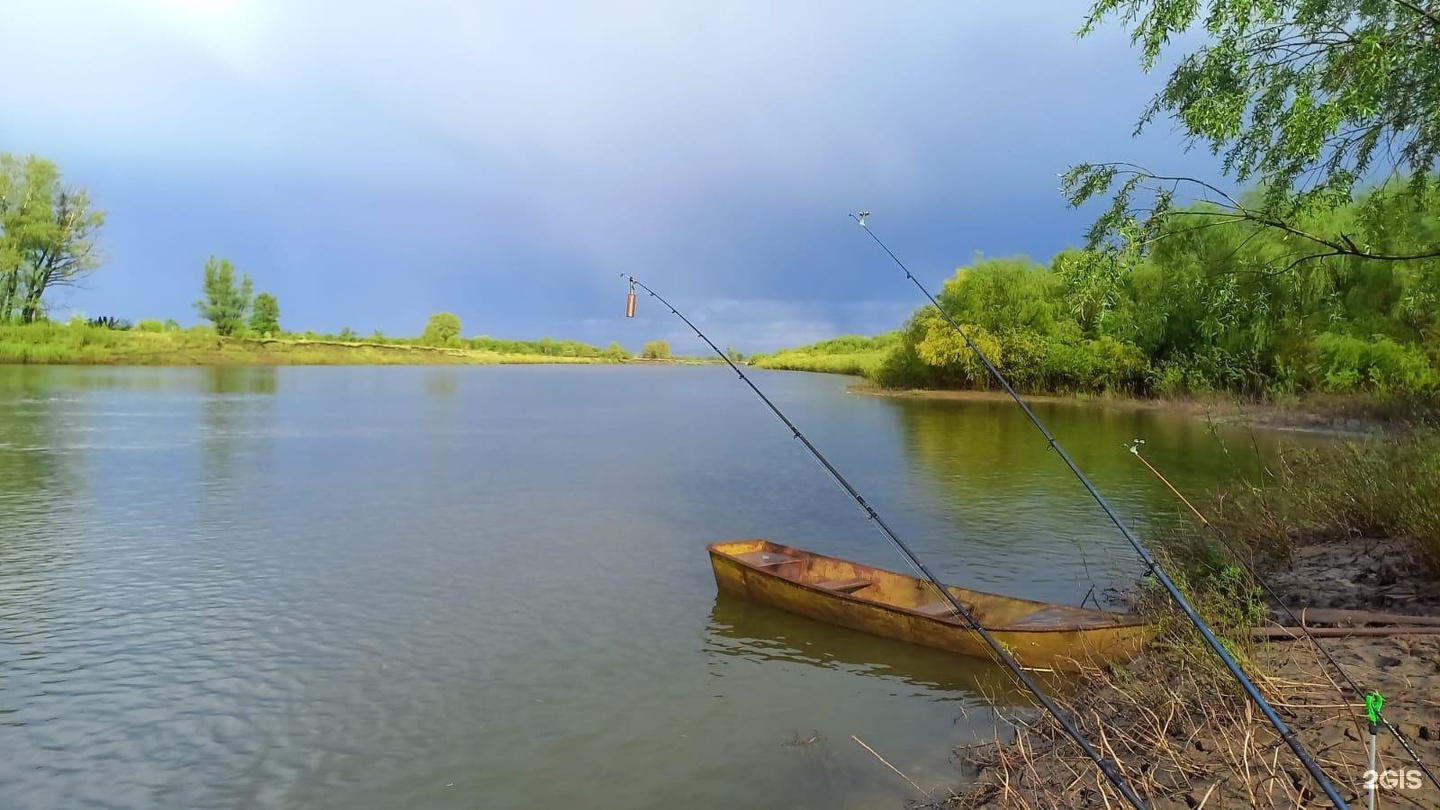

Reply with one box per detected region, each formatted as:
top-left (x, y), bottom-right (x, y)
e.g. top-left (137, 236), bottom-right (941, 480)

top-left (1066, 0), bottom-right (1440, 264)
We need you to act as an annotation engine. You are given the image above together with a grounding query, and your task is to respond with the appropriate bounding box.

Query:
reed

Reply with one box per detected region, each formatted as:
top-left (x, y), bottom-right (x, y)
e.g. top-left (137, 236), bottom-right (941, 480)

top-left (1202, 427), bottom-right (1440, 578)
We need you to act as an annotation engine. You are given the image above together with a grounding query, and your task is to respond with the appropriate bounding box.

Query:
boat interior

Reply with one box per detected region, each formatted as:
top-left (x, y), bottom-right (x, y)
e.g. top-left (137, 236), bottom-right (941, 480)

top-left (714, 539), bottom-right (1132, 631)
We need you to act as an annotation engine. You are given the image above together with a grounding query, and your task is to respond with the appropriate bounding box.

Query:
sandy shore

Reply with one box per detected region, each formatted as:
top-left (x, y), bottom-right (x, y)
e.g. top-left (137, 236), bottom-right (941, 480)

top-left (948, 539), bottom-right (1440, 809)
top-left (845, 383), bottom-right (1408, 436)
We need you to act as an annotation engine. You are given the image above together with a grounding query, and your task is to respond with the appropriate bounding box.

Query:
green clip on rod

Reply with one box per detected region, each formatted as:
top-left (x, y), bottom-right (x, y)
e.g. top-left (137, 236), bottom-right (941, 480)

top-left (849, 211), bottom-right (1350, 810)
top-left (621, 273), bottom-right (1149, 809)
top-left (1366, 692), bottom-right (1384, 810)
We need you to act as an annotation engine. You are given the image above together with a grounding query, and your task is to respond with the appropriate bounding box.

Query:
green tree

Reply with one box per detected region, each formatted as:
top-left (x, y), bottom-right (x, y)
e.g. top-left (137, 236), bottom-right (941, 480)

top-left (602, 341), bottom-right (631, 360)
top-left (421, 312), bottom-right (462, 346)
top-left (195, 256), bottom-right (253, 337)
top-left (249, 292), bottom-right (280, 336)
top-left (338, 326), bottom-right (357, 341)
top-left (0, 154), bottom-right (104, 323)
top-left (1066, 0), bottom-right (1440, 265)
top-left (641, 339), bottom-right (670, 359)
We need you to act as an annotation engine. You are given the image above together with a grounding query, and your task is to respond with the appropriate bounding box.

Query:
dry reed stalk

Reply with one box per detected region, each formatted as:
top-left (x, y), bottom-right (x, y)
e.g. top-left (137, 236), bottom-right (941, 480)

top-left (850, 735), bottom-right (929, 798)
top-left (947, 636), bottom-right (1398, 810)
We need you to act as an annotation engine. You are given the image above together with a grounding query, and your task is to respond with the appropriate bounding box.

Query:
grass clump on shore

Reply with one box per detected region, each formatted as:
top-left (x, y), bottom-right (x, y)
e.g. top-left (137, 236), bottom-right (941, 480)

top-left (1206, 427), bottom-right (1440, 577)
top-left (1126, 426), bottom-right (1440, 661)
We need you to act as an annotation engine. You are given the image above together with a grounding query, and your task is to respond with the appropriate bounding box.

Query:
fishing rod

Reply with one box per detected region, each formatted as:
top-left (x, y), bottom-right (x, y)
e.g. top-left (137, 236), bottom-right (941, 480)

top-left (848, 213), bottom-right (1351, 810)
top-left (1126, 439), bottom-right (1440, 798)
top-left (620, 273), bottom-right (1150, 809)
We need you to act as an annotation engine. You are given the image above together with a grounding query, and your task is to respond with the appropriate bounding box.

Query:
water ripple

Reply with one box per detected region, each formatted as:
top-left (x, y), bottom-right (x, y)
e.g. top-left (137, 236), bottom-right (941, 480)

top-left (0, 365), bottom-right (1316, 809)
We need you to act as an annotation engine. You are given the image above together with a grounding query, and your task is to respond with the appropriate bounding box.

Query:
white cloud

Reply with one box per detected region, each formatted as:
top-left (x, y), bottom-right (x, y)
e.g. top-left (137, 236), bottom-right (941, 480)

top-left (114, 0), bottom-right (278, 81)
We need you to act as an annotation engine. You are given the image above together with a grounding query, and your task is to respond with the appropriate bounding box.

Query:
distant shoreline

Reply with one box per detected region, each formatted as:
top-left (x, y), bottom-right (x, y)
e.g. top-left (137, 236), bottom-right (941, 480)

top-left (0, 327), bottom-right (731, 367)
top-left (0, 335), bottom-right (607, 367)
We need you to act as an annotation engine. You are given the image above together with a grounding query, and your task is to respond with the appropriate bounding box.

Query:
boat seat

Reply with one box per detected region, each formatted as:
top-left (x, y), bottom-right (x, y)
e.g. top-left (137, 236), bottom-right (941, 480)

top-left (736, 551), bottom-right (804, 567)
top-left (813, 577), bottom-right (870, 593)
top-left (913, 601), bottom-right (964, 618)
top-left (1007, 605), bottom-right (1112, 628)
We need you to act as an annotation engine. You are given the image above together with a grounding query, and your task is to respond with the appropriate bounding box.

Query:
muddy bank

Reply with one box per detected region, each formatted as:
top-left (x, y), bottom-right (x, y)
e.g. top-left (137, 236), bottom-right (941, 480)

top-left (948, 538), bottom-right (1440, 809)
top-left (846, 383), bottom-right (1419, 436)
top-left (1266, 539), bottom-right (1440, 617)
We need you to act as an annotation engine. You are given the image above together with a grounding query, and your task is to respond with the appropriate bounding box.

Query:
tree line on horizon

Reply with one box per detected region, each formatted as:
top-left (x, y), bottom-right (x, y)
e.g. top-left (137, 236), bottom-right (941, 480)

top-left (0, 152), bottom-right (679, 360)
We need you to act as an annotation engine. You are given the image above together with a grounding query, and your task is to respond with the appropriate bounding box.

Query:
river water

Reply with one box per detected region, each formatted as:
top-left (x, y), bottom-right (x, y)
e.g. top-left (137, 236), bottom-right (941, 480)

top-left (0, 365), bottom-right (1320, 809)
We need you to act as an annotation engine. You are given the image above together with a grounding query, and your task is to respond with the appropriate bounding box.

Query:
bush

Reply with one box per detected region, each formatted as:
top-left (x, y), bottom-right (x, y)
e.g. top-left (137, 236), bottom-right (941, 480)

top-left (195, 256), bottom-right (252, 337)
top-left (137, 319), bottom-right (165, 333)
top-left (249, 292), bottom-right (280, 336)
top-left (1311, 333), bottom-right (1438, 396)
top-left (641, 340), bottom-right (671, 359)
top-left (421, 312), bottom-right (462, 347)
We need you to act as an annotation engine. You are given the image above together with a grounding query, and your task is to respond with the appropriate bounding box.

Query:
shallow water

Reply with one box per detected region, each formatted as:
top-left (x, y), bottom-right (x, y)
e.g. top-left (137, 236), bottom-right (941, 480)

top-left (0, 365), bottom-right (1322, 809)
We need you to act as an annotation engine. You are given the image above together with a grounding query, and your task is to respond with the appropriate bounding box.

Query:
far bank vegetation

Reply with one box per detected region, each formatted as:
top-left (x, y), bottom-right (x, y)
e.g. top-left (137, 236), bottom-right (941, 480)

top-left (754, 189), bottom-right (1440, 406)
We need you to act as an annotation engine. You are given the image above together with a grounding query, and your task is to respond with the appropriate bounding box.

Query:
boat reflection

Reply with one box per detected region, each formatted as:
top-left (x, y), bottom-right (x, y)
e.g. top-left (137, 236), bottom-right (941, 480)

top-left (705, 590), bottom-right (1070, 705)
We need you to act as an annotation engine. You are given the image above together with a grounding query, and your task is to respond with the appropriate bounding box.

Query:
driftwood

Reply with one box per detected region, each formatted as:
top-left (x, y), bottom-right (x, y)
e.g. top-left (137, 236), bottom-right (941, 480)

top-left (1252, 607), bottom-right (1440, 639)
top-left (1284, 607), bottom-right (1440, 627)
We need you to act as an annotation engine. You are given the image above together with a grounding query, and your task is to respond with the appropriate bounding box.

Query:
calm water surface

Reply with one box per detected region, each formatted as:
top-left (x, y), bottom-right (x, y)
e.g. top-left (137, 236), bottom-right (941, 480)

top-left (0, 365), bottom-right (1323, 809)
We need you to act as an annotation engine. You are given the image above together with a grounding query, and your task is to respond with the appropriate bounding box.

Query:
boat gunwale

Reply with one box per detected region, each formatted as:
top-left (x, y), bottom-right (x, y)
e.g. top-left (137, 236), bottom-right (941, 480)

top-left (707, 539), bottom-right (1148, 634)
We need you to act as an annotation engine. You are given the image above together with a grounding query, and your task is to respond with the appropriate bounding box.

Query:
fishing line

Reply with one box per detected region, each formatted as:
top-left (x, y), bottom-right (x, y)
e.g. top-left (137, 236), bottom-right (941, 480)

top-left (849, 213), bottom-right (1351, 810)
top-left (621, 272), bottom-right (1149, 810)
top-left (1127, 440), bottom-right (1440, 794)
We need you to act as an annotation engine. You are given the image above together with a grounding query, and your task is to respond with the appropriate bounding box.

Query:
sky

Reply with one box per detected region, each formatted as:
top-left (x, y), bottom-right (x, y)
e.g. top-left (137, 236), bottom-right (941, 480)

top-left (1, 1), bottom-right (1218, 353)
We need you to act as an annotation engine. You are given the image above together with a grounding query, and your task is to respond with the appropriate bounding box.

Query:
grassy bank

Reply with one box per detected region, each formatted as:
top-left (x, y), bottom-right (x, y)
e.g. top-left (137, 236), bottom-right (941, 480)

top-left (954, 428), bottom-right (1440, 807)
top-left (0, 323), bottom-right (618, 366)
top-left (747, 333), bottom-right (898, 377)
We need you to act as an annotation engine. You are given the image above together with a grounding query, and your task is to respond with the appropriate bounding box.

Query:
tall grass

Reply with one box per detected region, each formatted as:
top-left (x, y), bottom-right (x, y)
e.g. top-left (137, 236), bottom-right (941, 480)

top-left (1204, 428), bottom-right (1440, 576)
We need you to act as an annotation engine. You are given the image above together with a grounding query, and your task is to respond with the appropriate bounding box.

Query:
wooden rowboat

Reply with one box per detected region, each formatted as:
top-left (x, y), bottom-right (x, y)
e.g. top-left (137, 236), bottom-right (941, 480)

top-left (708, 539), bottom-right (1151, 673)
